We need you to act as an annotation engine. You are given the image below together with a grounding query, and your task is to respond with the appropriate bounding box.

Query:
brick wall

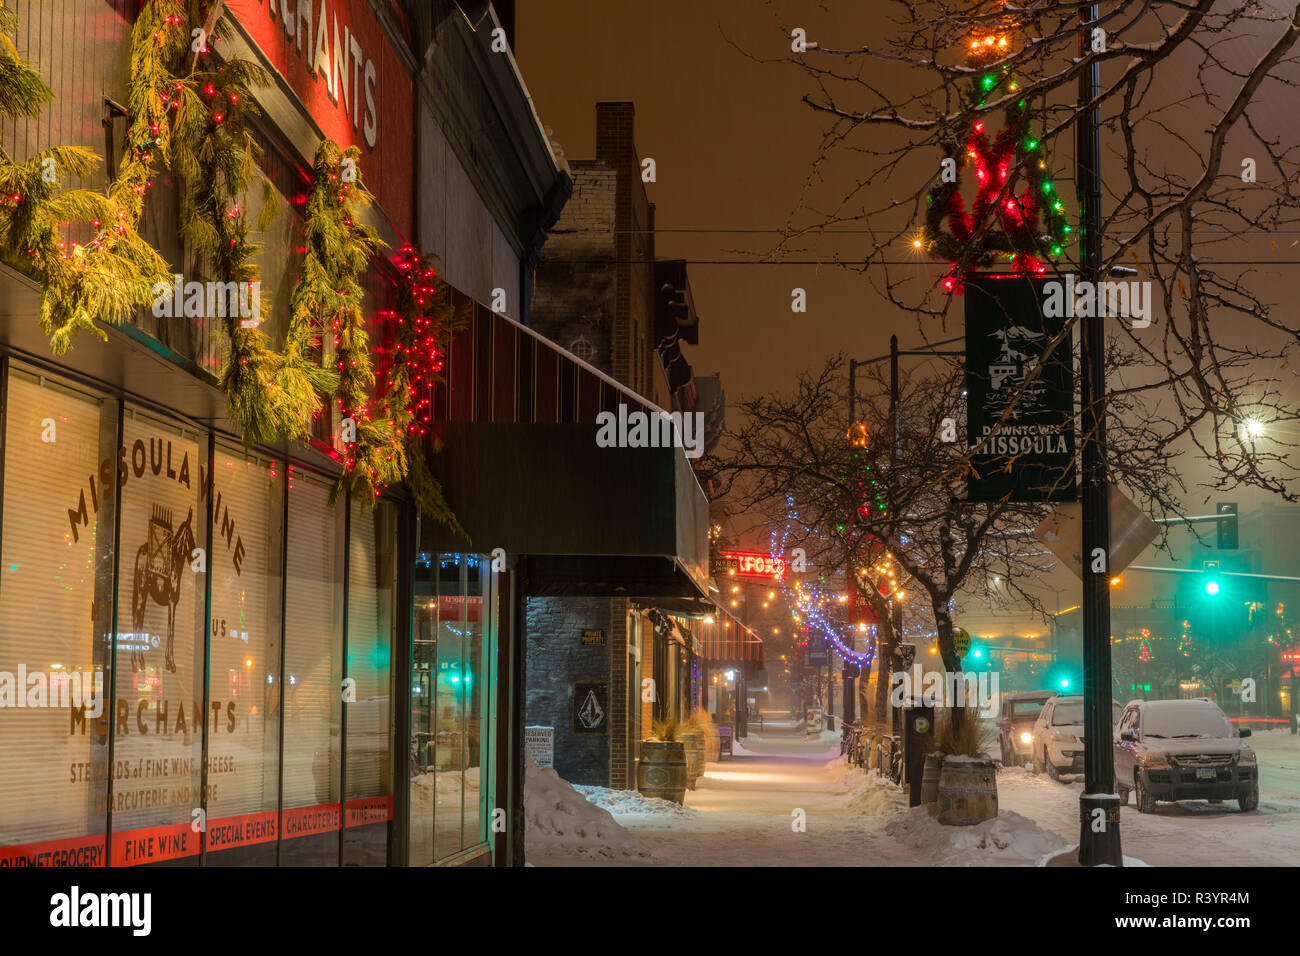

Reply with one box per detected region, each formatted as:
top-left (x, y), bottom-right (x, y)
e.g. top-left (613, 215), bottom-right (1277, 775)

top-left (530, 162), bottom-right (617, 377)
top-left (524, 596), bottom-right (612, 785)
top-left (608, 597), bottom-right (631, 788)
top-left (531, 104), bottom-right (659, 403)
top-left (595, 102), bottom-right (656, 399)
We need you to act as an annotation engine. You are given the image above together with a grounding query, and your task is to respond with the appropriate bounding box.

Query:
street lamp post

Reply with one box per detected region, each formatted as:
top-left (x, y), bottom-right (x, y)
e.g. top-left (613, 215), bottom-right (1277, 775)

top-left (1076, 1), bottom-right (1122, 867)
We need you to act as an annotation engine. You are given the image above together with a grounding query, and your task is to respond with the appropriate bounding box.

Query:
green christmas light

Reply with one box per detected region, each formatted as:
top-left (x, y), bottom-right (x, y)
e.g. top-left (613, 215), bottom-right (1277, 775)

top-left (1051, 245), bottom-right (1063, 256)
top-left (981, 74), bottom-right (996, 90)
top-left (1042, 182), bottom-right (1052, 194)
top-left (1026, 138), bottom-right (1038, 150)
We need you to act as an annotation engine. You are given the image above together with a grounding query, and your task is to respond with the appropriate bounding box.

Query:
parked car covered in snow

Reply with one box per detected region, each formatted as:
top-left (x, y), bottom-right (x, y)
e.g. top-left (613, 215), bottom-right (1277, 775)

top-left (997, 691), bottom-right (1056, 767)
top-left (1114, 698), bottom-right (1258, 813)
top-left (1029, 694), bottom-right (1122, 779)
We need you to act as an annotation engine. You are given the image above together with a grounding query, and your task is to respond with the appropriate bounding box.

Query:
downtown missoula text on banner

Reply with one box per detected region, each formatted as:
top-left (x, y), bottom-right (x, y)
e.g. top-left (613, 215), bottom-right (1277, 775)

top-left (0, 0), bottom-right (1296, 937)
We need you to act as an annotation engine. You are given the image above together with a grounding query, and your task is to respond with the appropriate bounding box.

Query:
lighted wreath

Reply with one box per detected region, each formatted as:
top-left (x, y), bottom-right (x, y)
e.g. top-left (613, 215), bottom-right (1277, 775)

top-left (916, 27), bottom-right (1072, 290)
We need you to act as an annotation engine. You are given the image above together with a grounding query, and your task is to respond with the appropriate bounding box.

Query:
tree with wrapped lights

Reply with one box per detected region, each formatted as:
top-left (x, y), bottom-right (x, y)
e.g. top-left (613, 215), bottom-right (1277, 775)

top-left (718, 355), bottom-right (1055, 728)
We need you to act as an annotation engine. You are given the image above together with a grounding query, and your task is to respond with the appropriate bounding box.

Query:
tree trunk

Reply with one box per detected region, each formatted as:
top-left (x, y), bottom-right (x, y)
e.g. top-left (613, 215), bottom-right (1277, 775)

top-left (872, 622), bottom-right (897, 729)
top-left (934, 602), bottom-right (964, 737)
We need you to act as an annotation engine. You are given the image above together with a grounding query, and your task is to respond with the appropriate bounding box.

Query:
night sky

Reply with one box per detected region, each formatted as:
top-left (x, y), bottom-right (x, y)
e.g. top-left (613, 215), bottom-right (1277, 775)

top-left (516, 1), bottom-right (1300, 628)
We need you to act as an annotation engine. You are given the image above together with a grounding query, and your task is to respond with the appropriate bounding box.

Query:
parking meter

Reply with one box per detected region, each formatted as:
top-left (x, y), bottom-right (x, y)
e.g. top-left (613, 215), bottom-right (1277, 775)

top-left (901, 702), bottom-right (935, 807)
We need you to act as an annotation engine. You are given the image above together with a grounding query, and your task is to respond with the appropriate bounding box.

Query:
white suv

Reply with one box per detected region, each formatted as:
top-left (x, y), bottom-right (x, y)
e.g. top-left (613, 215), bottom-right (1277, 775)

top-left (1030, 694), bottom-right (1122, 780)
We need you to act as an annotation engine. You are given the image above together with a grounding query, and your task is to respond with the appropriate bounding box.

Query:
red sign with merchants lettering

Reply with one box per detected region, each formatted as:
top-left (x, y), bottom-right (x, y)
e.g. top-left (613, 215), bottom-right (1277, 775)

top-left (226, 0), bottom-right (414, 239)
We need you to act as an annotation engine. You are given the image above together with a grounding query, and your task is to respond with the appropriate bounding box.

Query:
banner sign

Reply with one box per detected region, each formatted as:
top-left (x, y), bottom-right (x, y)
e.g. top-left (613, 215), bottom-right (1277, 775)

top-left (807, 633), bottom-right (827, 667)
top-left (964, 276), bottom-right (1076, 502)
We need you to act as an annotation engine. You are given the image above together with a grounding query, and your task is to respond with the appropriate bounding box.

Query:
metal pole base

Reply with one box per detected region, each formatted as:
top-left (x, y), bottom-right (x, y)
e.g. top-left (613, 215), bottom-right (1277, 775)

top-left (1077, 795), bottom-right (1123, 867)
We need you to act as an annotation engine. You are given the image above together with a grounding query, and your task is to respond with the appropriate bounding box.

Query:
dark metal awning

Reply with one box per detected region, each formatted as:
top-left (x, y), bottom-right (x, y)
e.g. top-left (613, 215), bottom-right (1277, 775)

top-left (422, 421), bottom-right (710, 600)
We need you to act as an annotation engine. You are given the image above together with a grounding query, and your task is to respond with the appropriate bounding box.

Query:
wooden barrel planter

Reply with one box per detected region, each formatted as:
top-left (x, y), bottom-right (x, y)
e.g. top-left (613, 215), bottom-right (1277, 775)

top-left (921, 753), bottom-right (943, 806)
top-left (679, 731), bottom-right (705, 790)
top-left (638, 741), bottom-right (688, 805)
top-left (936, 756), bottom-right (998, 826)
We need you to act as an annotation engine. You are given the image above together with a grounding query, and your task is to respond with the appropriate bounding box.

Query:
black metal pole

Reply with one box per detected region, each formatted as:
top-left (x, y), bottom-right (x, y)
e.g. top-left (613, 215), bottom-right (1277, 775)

top-left (889, 335), bottom-right (899, 468)
top-left (1077, 1), bottom-right (1122, 866)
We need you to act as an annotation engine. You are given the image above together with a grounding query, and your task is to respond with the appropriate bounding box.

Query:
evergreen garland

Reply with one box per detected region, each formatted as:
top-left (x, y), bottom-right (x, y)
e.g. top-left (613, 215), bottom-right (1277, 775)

top-left (0, 1), bottom-right (168, 354)
top-left (167, 3), bottom-right (305, 444)
top-left (2, 1), bottom-right (464, 535)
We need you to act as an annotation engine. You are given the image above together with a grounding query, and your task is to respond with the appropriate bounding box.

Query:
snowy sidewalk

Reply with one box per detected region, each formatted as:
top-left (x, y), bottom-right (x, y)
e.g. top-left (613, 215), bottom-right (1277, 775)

top-left (530, 724), bottom-right (1067, 866)
top-left (527, 728), bottom-right (1300, 865)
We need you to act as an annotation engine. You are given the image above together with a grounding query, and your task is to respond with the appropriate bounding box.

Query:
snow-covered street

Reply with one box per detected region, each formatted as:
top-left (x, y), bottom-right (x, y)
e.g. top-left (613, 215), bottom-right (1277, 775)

top-left (527, 716), bottom-right (1300, 866)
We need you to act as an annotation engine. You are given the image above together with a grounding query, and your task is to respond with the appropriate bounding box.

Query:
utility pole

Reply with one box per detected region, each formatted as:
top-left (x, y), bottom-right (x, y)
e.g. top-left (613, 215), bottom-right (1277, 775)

top-left (1077, 1), bottom-right (1122, 867)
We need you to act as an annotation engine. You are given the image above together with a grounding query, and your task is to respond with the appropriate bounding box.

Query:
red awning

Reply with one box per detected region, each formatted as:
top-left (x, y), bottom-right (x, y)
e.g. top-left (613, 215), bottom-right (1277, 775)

top-left (674, 609), bottom-right (763, 664)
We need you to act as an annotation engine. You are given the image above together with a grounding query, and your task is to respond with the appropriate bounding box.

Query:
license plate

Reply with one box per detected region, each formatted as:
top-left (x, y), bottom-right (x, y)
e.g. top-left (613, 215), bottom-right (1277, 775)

top-left (1196, 767), bottom-right (1216, 779)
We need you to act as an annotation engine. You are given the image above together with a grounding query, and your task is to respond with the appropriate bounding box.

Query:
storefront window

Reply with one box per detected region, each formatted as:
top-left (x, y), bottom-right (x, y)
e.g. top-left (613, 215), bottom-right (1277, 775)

top-left (0, 371), bottom-right (117, 865)
top-left (410, 549), bottom-right (493, 865)
top-left (112, 407), bottom-right (207, 865)
top-left (343, 500), bottom-right (395, 866)
top-left (0, 368), bottom-right (413, 868)
top-left (463, 555), bottom-right (486, 850)
top-left (280, 469), bottom-right (344, 865)
top-left (204, 446), bottom-right (283, 864)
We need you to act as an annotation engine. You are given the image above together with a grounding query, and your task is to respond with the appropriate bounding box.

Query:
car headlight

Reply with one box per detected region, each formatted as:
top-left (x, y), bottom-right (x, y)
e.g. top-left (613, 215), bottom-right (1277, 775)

top-left (1140, 752), bottom-right (1171, 769)
top-left (1020, 731), bottom-right (1033, 744)
top-left (1238, 749), bottom-right (1256, 766)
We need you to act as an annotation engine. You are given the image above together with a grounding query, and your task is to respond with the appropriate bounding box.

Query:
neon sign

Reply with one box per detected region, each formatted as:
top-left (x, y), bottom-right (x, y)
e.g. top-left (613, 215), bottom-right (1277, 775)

top-left (719, 550), bottom-right (786, 579)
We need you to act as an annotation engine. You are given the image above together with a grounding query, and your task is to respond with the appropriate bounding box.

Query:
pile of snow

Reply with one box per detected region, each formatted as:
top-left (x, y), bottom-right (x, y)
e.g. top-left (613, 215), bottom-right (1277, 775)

top-left (1036, 844), bottom-right (1152, 867)
top-left (524, 754), bottom-right (652, 862)
top-left (843, 769), bottom-right (909, 817)
top-left (883, 804), bottom-right (1069, 865)
top-left (573, 785), bottom-right (697, 817)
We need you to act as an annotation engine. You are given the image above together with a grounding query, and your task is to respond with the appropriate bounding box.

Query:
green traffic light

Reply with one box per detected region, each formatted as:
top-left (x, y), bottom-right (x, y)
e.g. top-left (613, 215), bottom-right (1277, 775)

top-left (1205, 579), bottom-right (1221, 596)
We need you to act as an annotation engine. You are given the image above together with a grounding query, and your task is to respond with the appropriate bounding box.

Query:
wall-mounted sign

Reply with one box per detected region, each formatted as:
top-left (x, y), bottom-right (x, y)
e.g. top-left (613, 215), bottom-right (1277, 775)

top-left (718, 550), bottom-right (786, 579)
top-left (572, 682), bottom-right (608, 735)
top-left (965, 276), bottom-right (1076, 502)
top-left (524, 726), bottom-right (554, 768)
top-left (581, 629), bottom-right (605, 647)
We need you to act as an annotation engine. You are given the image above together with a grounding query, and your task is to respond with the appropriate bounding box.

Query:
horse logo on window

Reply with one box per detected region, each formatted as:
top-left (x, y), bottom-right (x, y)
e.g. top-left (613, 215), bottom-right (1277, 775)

top-left (131, 505), bottom-right (194, 674)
